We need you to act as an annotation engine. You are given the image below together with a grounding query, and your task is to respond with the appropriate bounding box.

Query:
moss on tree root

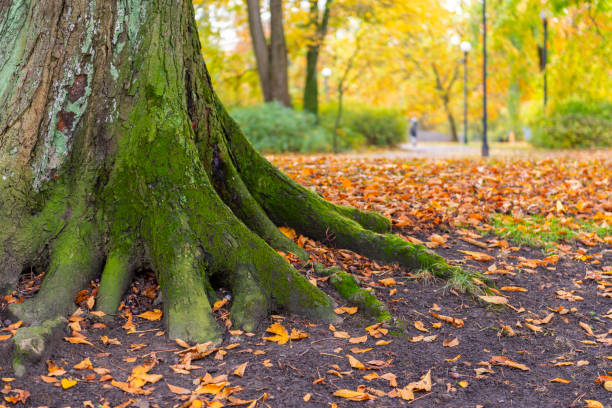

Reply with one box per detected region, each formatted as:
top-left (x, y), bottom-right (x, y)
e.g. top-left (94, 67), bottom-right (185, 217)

top-left (0, 0), bottom-right (469, 352)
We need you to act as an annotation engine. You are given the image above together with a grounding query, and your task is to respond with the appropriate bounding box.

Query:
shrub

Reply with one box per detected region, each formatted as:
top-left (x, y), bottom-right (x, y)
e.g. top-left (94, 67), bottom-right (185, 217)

top-left (230, 102), bottom-right (334, 153)
top-left (321, 103), bottom-right (406, 147)
top-left (531, 100), bottom-right (612, 148)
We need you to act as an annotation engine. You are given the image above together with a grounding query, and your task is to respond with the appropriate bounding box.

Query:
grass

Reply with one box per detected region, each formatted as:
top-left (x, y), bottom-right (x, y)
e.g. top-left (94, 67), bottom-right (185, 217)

top-left (487, 213), bottom-right (611, 249)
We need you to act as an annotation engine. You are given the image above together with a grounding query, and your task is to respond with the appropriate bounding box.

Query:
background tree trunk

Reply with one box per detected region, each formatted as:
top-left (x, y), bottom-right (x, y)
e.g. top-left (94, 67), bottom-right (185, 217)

top-left (269, 0), bottom-right (291, 107)
top-left (245, 0), bottom-right (291, 106)
top-left (0, 0), bottom-right (460, 348)
top-left (245, 0), bottom-right (272, 102)
top-left (303, 0), bottom-right (331, 117)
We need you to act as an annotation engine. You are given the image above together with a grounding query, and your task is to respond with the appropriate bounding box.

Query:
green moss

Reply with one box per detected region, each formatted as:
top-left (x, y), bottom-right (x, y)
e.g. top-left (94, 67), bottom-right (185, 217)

top-left (315, 263), bottom-right (391, 322)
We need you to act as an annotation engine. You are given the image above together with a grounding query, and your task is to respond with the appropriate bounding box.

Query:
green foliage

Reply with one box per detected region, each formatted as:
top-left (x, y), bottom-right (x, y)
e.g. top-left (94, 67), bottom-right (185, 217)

top-left (320, 103), bottom-right (406, 147)
top-left (531, 100), bottom-right (612, 148)
top-left (230, 102), bottom-right (335, 153)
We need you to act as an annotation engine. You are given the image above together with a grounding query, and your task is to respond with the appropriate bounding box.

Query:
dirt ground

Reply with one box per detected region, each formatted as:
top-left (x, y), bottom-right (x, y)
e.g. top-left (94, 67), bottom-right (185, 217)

top-left (0, 152), bottom-right (611, 408)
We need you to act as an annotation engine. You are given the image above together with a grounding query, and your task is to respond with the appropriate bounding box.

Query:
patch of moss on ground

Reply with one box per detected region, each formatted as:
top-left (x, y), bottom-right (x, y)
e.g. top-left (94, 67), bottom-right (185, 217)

top-left (487, 214), bottom-right (611, 249)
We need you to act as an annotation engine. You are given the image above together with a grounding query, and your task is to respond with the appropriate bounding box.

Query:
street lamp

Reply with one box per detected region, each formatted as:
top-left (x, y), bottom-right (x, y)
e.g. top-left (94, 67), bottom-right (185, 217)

top-left (481, 0), bottom-right (489, 157)
top-left (539, 10), bottom-right (549, 110)
top-left (460, 41), bottom-right (471, 145)
top-left (321, 67), bottom-right (332, 103)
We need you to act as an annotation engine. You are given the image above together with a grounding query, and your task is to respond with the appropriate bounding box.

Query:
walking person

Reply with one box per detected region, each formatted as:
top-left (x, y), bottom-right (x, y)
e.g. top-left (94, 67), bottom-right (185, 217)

top-left (410, 117), bottom-right (418, 147)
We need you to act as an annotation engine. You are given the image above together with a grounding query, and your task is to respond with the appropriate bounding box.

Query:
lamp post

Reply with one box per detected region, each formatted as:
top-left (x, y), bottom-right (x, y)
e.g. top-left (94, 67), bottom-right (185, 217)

top-left (481, 0), bottom-right (489, 157)
top-left (540, 10), bottom-right (548, 110)
top-left (321, 67), bottom-right (332, 103)
top-left (460, 41), bottom-right (471, 145)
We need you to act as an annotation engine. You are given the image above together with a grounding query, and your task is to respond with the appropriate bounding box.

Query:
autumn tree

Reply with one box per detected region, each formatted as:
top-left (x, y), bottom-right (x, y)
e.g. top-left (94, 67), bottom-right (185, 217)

top-left (0, 0), bottom-right (461, 349)
top-left (245, 0), bottom-right (292, 106)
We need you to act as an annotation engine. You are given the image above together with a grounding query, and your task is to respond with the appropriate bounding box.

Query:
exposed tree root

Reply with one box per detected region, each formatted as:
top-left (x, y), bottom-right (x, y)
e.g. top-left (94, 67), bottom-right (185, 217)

top-left (9, 219), bottom-right (102, 324)
top-left (315, 264), bottom-right (391, 322)
top-left (96, 248), bottom-right (133, 316)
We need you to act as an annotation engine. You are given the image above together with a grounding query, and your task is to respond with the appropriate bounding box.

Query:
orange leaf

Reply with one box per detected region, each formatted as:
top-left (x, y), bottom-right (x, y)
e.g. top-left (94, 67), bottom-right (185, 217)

top-left (136, 309), bottom-right (162, 321)
top-left (458, 250), bottom-right (494, 261)
top-left (74, 358), bottom-right (93, 370)
top-left (333, 389), bottom-right (375, 401)
top-left (167, 384), bottom-right (190, 394)
top-left (346, 354), bottom-right (365, 370)
top-left (233, 362), bottom-right (248, 377)
top-left (64, 336), bottom-right (93, 346)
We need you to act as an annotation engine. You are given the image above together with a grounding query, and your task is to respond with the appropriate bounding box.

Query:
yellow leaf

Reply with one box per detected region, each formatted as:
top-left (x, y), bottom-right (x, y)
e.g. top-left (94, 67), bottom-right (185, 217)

top-left (64, 336), bottom-right (93, 346)
top-left (501, 286), bottom-right (528, 292)
top-left (579, 321), bottom-right (595, 337)
top-left (443, 338), bottom-right (459, 347)
top-left (414, 320), bottom-right (429, 332)
top-left (375, 340), bottom-right (391, 346)
top-left (263, 322), bottom-right (289, 344)
top-left (430, 312), bottom-right (464, 328)
top-left (136, 309), bottom-right (162, 321)
top-left (490, 355), bottom-right (529, 371)
top-left (459, 380), bottom-right (469, 388)
top-left (458, 250), bottom-right (494, 261)
top-left (233, 362), bottom-right (248, 377)
top-left (363, 372), bottom-right (378, 381)
top-left (303, 393), bottom-right (312, 402)
top-left (73, 358), bottom-right (93, 370)
top-left (525, 323), bottom-right (543, 333)
top-left (346, 354), bottom-right (365, 370)
top-left (378, 278), bottom-right (396, 287)
top-left (61, 378), bottom-right (77, 389)
top-left (350, 347), bottom-right (372, 354)
top-left (333, 331), bottom-right (350, 339)
top-left (175, 338), bottom-right (191, 348)
top-left (549, 378), bottom-right (571, 383)
top-left (585, 400), bottom-right (603, 408)
top-left (478, 295), bottom-right (508, 305)
top-left (445, 354), bottom-right (461, 362)
top-left (167, 384), bottom-right (190, 394)
top-left (212, 298), bottom-right (228, 312)
top-left (604, 381), bottom-right (612, 391)
top-left (333, 389), bottom-right (375, 401)
top-left (278, 226), bottom-right (297, 240)
top-left (349, 335), bottom-right (367, 344)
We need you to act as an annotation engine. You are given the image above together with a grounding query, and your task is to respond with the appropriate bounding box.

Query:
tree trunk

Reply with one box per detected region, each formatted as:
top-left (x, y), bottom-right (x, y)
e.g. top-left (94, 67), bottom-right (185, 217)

top-left (245, 0), bottom-right (291, 106)
top-left (245, 0), bottom-right (272, 102)
top-left (302, 0), bottom-right (331, 117)
top-left (443, 96), bottom-right (459, 143)
top-left (269, 0), bottom-right (291, 107)
top-left (0, 0), bottom-right (459, 344)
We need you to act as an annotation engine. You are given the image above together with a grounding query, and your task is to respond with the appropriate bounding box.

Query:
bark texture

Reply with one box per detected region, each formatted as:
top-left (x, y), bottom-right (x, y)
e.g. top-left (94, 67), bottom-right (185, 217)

top-left (302, 0), bottom-right (331, 117)
top-left (245, 0), bottom-right (291, 106)
top-left (0, 0), bottom-right (459, 344)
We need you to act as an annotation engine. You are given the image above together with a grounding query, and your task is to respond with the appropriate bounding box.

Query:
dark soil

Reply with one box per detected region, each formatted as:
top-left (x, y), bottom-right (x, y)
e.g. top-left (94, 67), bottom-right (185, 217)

top-left (0, 229), bottom-right (611, 408)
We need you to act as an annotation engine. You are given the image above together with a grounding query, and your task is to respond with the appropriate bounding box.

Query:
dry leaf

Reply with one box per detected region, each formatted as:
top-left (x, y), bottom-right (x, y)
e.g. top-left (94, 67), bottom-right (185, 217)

top-left (347, 354), bottom-right (366, 370)
top-left (233, 362), bottom-right (248, 377)
top-left (73, 358), bottom-right (93, 370)
top-left (579, 321), bottom-right (595, 337)
top-left (414, 321), bottom-right (429, 332)
top-left (490, 355), bottom-right (529, 371)
top-left (61, 378), bottom-right (77, 389)
top-left (458, 250), bottom-right (494, 261)
top-left (443, 338), bottom-right (459, 347)
top-left (136, 309), bottom-right (162, 321)
top-left (549, 378), bottom-right (571, 383)
top-left (64, 337), bottom-right (93, 346)
top-left (167, 384), bottom-right (190, 394)
top-left (478, 295), bottom-right (508, 305)
top-left (333, 389), bottom-right (375, 401)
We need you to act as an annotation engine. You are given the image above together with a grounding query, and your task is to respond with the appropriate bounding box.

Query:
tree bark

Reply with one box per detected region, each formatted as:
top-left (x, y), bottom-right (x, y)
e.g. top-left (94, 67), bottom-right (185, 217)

top-left (245, 0), bottom-right (272, 102)
top-left (245, 0), bottom-right (291, 106)
top-left (0, 0), bottom-right (461, 345)
top-left (269, 0), bottom-right (291, 107)
top-left (302, 0), bottom-right (331, 117)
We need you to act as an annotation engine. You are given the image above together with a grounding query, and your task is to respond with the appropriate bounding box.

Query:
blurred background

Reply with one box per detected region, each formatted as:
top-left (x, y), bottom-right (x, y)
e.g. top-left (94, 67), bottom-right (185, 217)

top-left (193, 0), bottom-right (612, 153)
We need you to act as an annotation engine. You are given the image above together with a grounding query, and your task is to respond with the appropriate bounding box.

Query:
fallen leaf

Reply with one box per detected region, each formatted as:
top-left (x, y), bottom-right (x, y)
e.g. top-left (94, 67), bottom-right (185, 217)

top-left (458, 250), bottom-right (494, 261)
top-left (233, 362), bottom-right (247, 377)
top-left (136, 309), bottom-right (162, 321)
top-left (579, 321), bottom-right (595, 337)
top-left (347, 354), bottom-right (365, 370)
top-left (459, 380), bottom-right (469, 388)
top-left (64, 337), bottom-right (93, 346)
top-left (414, 321), bottom-right (429, 332)
top-left (443, 338), bottom-right (459, 347)
top-left (167, 384), bottom-right (190, 394)
top-left (333, 389), bottom-right (375, 401)
top-left (74, 358), bottom-right (93, 370)
top-left (501, 286), bottom-right (528, 292)
top-left (549, 378), bottom-right (571, 383)
top-left (430, 312), bottom-right (464, 328)
top-left (478, 295), bottom-right (508, 305)
top-left (61, 378), bottom-right (77, 389)
top-left (490, 355), bottom-right (529, 371)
